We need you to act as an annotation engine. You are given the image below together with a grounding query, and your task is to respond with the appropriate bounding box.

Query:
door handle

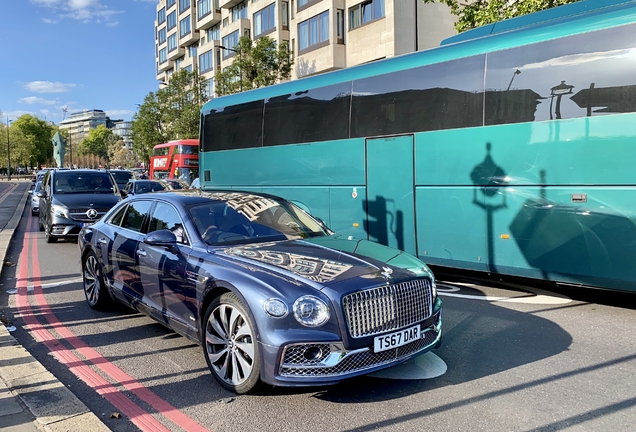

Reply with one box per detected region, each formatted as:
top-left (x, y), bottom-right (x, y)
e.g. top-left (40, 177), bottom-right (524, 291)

top-left (136, 249), bottom-right (147, 257)
top-left (98, 238), bottom-right (108, 245)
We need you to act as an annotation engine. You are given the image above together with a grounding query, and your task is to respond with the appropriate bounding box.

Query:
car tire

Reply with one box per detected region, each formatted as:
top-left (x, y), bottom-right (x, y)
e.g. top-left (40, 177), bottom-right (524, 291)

top-left (44, 224), bottom-right (56, 243)
top-left (38, 215), bottom-right (45, 232)
top-left (82, 251), bottom-right (113, 310)
top-left (202, 292), bottom-right (262, 394)
top-left (31, 209), bottom-right (37, 217)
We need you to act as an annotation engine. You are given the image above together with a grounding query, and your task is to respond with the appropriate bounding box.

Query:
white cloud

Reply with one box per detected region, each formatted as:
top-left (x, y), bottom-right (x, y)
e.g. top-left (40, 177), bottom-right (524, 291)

top-left (18, 96), bottom-right (58, 105)
top-left (24, 81), bottom-right (76, 93)
top-left (104, 109), bottom-right (134, 118)
top-left (4, 111), bottom-right (37, 121)
top-left (29, 0), bottom-right (122, 26)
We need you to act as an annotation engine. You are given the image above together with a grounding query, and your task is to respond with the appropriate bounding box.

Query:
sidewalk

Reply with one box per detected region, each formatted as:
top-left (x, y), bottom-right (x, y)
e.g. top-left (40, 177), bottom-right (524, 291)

top-left (0, 181), bottom-right (110, 432)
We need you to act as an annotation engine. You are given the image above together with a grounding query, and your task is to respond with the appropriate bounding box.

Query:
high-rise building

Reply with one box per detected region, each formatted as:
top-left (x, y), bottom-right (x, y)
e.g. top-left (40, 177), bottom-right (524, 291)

top-left (111, 121), bottom-right (134, 150)
top-left (154, 0), bottom-right (456, 97)
top-left (58, 109), bottom-right (109, 145)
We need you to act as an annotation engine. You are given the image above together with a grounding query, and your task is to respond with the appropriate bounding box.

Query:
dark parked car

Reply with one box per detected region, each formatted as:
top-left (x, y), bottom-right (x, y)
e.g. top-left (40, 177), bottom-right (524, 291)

top-left (122, 179), bottom-right (172, 196)
top-left (165, 179), bottom-right (190, 190)
top-left (107, 169), bottom-right (135, 190)
top-left (38, 170), bottom-right (121, 243)
top-left (78, 190), bottom-right (442, 394)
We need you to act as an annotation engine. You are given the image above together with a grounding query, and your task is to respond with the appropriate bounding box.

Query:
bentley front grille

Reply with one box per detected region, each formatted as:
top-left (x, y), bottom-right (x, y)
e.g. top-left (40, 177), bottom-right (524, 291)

top-left (343, 279), bottom-right (433, 338)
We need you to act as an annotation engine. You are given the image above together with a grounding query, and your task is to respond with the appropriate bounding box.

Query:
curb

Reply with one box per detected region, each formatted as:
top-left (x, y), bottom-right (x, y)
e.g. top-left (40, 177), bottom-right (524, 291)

top-left (0, 183), bottom-right (111, 432)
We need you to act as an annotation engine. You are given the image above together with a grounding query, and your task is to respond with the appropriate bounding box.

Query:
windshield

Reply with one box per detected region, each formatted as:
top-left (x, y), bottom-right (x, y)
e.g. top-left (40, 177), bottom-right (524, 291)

top-left (134, 181), bottom-right (168, 193)
top-left (53, 172), bottom-right (115, 194)
top-left (178, 144), bottom-right (198, 155)
top-left (189, 194), bottom-right (329, 246)
top-left (111, 171), bottom-right (133, 184)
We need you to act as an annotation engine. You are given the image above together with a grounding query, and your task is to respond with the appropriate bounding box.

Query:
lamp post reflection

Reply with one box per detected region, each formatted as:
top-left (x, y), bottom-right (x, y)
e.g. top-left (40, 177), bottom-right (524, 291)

top-left (218, 45), bottom-right (242, 92)
top-left (6, 117), bottom-right (11, 180)
top-left (549, 80), bottom-right (575, 120)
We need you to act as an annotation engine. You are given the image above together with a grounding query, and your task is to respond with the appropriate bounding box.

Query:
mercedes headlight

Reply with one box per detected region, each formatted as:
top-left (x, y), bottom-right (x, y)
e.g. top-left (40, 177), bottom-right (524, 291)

top-left (52, 204), bottom-right (70, 219)
top-left (293, 296), bottom-right (330, 327)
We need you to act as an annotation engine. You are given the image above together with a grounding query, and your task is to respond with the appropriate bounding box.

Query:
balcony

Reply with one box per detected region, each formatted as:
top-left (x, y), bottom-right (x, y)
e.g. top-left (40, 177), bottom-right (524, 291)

top-left (180, 29), bottom-right (200, 46)
top-left (168, 46), bottom-right (185, 60)
top-left (196, 10), bottom-right (221, 30)
top-left (158, 59), bottom-right (174, 72)
top-left (220, 0), bottom-right (243, 9)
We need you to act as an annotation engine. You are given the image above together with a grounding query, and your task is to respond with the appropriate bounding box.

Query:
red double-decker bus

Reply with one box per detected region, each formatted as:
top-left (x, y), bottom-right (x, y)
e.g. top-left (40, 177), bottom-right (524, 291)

top-left (149, 139), bottom-right (199, 184)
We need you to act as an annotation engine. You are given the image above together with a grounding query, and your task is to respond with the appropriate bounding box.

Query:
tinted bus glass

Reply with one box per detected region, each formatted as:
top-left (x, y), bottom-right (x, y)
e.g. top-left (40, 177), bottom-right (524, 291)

top-left (202, 100), bottom-right (264, 151)
top-left (153, 147), bottom-right (170, 156)
top-left (351, 55), bottom-right (486, 137)
top-left (263, 82), bottom-right (351, 146)
top-left (178, 144), bottom-right (199, 154)
top-left (485, 23), bottom-right (636, 125)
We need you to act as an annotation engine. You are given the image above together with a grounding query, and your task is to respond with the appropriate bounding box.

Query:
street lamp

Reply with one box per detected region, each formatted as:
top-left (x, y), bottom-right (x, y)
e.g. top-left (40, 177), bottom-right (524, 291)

top-left (6, 116), bottom-right (11, 181)
top-left (507, 69), bottom-right (521, 91)
top-left (218, 45), bottom-right (242, 92)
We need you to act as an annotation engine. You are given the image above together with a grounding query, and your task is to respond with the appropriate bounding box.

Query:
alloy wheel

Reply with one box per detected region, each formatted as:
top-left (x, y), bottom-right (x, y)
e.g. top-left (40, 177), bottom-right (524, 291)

top-left (83, 255), bottom-right (100, 306)
top-left (205, 304), bottom-right (256, 387)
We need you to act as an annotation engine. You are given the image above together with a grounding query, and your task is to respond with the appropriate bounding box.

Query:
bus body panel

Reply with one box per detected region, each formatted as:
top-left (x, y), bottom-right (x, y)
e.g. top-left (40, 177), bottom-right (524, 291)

top-left (205, 140), bottom-right (365, 186)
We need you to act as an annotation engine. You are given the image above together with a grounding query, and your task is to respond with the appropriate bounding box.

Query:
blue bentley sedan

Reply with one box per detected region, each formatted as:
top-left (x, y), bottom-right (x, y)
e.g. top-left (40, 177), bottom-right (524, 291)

top-left (78, 190), bottom-right (442, 394)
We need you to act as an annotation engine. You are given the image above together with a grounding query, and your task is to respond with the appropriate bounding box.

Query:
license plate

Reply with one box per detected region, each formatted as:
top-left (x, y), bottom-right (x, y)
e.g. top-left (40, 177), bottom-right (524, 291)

top-left (373, 324), bottom-right (421, 353)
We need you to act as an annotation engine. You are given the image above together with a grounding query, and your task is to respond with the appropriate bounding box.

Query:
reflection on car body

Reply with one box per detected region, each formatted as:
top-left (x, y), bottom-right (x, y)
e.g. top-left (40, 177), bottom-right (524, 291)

top-left (78, 190), bottom-right (442, 394)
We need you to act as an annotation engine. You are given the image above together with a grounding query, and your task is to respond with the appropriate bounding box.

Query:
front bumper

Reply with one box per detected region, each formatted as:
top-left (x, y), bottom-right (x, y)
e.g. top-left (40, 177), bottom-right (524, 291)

top-left (260, 302), bottom-right (442, 387)
top-left (49, 214), bottom-right (85, 238)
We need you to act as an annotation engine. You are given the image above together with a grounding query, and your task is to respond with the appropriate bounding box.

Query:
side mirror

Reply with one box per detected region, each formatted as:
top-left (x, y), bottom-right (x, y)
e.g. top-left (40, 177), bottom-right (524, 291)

top-left (28, 190), bottom-right (33, 195)
top-left (120, 190), bottom-right (128, 197)
top-left (36, 191), bottom-right (47, 198)
top-left (144, 229), bottom-right (178, 253)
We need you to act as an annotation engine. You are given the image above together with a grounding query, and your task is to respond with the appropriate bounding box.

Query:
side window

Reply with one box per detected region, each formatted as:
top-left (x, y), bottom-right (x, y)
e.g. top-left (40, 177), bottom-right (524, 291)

top-left (121, 201), bottom-right (154, 233)
top-left (108, 204), bottom-right (128, 227)
top-left (148, 202), bottom-right (189, 245)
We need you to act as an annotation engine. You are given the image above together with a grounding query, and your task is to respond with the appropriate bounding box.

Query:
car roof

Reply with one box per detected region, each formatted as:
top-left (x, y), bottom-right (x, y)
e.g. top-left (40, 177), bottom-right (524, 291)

top-left (127, 189), bottom-right (291, 207)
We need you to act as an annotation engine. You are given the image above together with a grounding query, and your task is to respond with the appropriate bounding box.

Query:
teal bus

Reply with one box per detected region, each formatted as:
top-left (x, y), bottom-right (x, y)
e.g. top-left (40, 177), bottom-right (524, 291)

top-left (199, 0), bottom-right (636, 293)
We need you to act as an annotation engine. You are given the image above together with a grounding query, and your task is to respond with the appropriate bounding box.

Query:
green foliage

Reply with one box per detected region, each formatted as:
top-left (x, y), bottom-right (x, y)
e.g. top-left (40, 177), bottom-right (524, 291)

top-left (424, 0), bottom-right (580, 32)
top-left (79, 125), bottom-right (116, 160)
top-left (131, 68), bottom-right (206, 167)
top-left (10, 114), bottom-right (54, 168)
top-left (214, 36), bottom-right (293, 96)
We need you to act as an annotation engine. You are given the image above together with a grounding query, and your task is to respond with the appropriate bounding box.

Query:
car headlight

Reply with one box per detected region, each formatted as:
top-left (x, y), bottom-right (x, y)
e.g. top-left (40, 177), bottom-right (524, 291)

top-left (52, 204), bottom-right (70, 219)
top-left (263, 298), bottom-right (288, 318)
top-left (293, 295), bottom-right (330, 327)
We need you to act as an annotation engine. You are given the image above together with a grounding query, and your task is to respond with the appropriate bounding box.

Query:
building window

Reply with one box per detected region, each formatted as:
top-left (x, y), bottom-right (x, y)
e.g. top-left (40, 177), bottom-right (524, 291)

top-left (158, 7), bottom-right (166, 24)
top-left (198, 0), bottom-right (211, 18)
top-left (281, 2), bottom-right (289, 30)
top-left (158, 27), bottom-right (167, 44)
top-left (159, 48), bottom-right (168, 64)
top-left (185, 65), bottom-right (193, 72)
top-left (298, 11), bottom-right (329, 52)
top-left (175, 56), bottom-right (183, 70)
top-left (180, 15), bottom-right (191, 37)
top-left (207, 24), bottom-right (220, 41)
top-left (167, 0), bottom-right (176, 8)
top-left (179, 0), bottom-right (191, 14)
top-left (167, 11), bottom-right (177, 30)
top-left (221, 30), bottom-right (240, 59)
top-left (349, 0), bottom-right (384, 30)
top-left (232, 1), bottom-right (248, 21)
top-left (168, 33), bottom-right (178, 52)
top-left (199, 49), bottom-right (214, 72)
top-left (254, 3), bottom-right (276, 37)
top-left (189, 44), bottom-right (198, 58)
top-left (336, 9), bottom-right (344, 43)
top-left (223, 17), bottom-right (229, 27)
top-left (205, 78), bottom-right (214, 98)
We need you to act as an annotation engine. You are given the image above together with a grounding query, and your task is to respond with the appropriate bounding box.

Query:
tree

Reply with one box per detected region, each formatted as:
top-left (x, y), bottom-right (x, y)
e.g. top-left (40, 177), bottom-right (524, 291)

top-left (131, 68), bottom-right (206, 168)
top-left (214, 36), bottom-right (293, 96)
top-left (424, 0), bottom-right (580, 33)
top-left (80, 125), bottom-right (116, 162)
top-left (110, 146), bottom-right (137, 168)
top-left (11, 114), bottom-right (54, 169)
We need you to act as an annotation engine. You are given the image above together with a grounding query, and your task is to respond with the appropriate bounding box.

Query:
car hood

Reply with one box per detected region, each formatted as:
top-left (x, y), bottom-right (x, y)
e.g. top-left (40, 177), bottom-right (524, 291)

top-left (214, 234), bottom-right (431, 290)
top-left (52, 193), bottom-right (120, 208)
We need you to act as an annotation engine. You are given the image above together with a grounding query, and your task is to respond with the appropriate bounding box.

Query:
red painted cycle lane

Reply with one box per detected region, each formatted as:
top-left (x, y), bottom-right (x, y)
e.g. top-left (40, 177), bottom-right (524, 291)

top-left (15, 217), bottom-right (174, 432)
top-left (27, 222), bottom-right (209, 432)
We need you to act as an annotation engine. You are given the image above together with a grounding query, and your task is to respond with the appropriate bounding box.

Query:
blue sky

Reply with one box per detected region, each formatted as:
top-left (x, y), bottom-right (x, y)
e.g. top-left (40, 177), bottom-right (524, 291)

top-left (0, 0), bottom-right (159, 124)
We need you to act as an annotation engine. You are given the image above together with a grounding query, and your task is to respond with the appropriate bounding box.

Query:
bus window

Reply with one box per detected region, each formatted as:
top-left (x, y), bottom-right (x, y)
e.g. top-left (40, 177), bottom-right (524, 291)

top-left (153, 147), bottom-right (170, 156)
top-left (178, 144), bottom-right (199, 154)
top-left (351, 55), bottom-right (485, 137)
top-left (202, 100), bottom-right (264, 152)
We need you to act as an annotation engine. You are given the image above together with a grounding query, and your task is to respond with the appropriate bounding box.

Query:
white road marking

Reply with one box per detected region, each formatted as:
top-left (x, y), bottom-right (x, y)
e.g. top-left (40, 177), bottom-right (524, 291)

top-left (369, 352), bottom-right (447, 380)
top-left (26, 277), bottom-right (83, 292)
top-left (437, 283), bottom-right (571, 304)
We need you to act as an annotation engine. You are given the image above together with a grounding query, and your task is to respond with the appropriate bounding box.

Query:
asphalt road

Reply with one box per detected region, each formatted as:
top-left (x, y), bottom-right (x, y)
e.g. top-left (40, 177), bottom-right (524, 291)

top-left (2, 192), bottom-right (636, 432)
